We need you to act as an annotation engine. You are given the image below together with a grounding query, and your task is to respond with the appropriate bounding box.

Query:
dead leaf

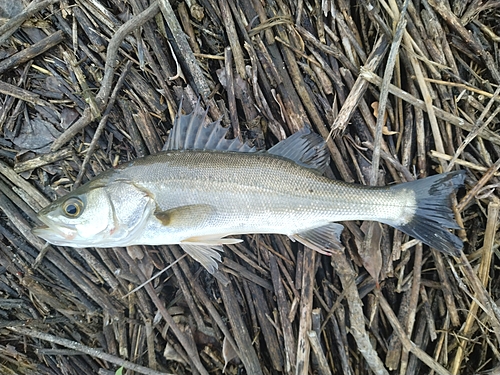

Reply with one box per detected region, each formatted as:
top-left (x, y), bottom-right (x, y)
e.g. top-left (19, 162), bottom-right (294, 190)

top-left (355, 222), bottom-right (383, 286)
top-left (371, 102), bottom-right (396, 136)
top-left (163, 342), bottom-right (187, 364)
top-left (371, 101), bottom-right (380, 118)
top-left (60, 108), bottom-right (80, 129)
top-left (6, 114), bottom-right (61, 153)
top-left (382, 126), bottom-right (398, 136)
top-left (126, 245), bottom-right (144, 260)
top-left (371, 101), bottom-right (389, 125)
top-left (222, 336), bottom-right (239, 372)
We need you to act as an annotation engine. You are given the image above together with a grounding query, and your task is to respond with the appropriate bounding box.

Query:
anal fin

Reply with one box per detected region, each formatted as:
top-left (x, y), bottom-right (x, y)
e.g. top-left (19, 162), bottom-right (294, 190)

top-left (290, 223), bottom-right (345, 255)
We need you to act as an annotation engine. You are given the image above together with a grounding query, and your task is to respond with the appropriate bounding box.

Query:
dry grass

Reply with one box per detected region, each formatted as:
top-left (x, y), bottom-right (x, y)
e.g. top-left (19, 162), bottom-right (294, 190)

top-left (0, 0), bottom-right (500, 374)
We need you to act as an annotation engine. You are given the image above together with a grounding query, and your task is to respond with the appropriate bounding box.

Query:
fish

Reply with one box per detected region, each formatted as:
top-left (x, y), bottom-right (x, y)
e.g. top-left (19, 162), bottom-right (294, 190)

top-left (33, 100), bottom-right (465, 275)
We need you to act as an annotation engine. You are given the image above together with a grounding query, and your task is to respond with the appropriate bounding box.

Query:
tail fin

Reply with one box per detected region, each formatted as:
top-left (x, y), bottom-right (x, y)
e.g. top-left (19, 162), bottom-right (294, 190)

top-left (390, 171), bottom-right (465, 256)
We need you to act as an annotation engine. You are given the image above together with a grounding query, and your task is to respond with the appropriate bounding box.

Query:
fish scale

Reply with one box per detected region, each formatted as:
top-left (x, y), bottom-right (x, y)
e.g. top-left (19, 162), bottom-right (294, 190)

top-left (122, 151), bottom-right (410, 231)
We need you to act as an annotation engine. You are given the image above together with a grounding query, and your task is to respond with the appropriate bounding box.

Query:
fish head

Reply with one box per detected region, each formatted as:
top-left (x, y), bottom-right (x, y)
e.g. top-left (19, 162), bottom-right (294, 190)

top-left (33, 179), bottom-right (155, 247)
top-left (33, 183), bottom-right (116, 246)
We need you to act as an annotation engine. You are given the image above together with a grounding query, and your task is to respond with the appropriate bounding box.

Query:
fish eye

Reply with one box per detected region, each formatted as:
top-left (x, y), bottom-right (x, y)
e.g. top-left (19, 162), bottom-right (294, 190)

top-left (62, 198), bottom-right (84, 218)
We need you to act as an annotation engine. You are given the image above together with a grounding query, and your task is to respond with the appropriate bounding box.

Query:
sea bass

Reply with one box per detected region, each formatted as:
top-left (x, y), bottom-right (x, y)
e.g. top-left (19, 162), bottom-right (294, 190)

top-left (33, 101), bottom-right (465, 274)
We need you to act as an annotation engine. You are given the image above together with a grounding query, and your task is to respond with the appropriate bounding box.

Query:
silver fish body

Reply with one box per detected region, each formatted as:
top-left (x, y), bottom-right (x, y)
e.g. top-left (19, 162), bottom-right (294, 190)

top-left (34, 102), bottom-right (465, 273)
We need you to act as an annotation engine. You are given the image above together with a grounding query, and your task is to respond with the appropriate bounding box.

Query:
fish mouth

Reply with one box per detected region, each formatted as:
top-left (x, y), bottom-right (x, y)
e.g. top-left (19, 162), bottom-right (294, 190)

top-left (32, 224), bottom-right (49, 235)
top-left (32, 220), bottom-right (77, 244)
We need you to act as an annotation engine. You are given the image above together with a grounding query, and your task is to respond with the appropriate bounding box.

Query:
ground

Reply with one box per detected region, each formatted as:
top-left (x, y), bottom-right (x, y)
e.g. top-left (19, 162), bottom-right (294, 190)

top-left (0, 0), bottom-right (499, 374)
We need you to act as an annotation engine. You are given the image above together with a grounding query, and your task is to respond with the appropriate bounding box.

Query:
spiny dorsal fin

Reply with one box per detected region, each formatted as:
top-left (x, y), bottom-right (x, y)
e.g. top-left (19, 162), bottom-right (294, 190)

top-left (164, 100), bottom-right (330, 174)
top-left (163, 99), bottom-right (255, 152)
top-left (267, 127), bottom-right (330, 174)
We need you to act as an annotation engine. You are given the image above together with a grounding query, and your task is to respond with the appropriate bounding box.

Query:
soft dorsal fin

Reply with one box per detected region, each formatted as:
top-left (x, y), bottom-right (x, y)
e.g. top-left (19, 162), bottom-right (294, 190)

top-left (163, 99), bottom-right (255, 152)
top-left (267, 127), bottom-right (330, 173)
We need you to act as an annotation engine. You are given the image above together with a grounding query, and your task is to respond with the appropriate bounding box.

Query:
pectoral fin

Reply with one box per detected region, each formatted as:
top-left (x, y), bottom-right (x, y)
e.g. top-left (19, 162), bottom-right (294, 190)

top-left (290, 223), bottom-right (345, 255)
top-left (154, 204), bottom-right (215, 227)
